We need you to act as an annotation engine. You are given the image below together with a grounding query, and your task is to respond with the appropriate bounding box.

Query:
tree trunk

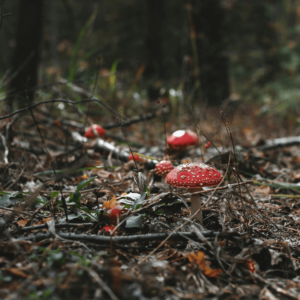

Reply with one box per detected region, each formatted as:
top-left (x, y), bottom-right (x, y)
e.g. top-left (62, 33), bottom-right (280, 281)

top-left (8, 0), bottom-right (44, 108)
top-left (144, 0), bottom-right (165, 102)
top-left (191, 0), bottom-right (230, 106)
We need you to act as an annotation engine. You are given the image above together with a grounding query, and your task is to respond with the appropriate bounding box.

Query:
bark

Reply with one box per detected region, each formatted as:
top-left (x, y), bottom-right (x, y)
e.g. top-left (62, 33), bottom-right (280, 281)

top-left (8, 0), bottom-right (44, 107)
top-left (191, 0), bottom-right (230, 106)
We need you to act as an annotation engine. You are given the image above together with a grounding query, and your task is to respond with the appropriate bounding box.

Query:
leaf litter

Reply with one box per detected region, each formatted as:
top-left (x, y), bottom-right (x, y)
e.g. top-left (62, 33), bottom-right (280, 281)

top-left (0, 104), bottom-right (300, 299)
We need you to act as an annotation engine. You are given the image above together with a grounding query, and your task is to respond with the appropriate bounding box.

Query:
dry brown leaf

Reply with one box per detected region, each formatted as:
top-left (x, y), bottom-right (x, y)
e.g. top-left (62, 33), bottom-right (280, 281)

top-left (188, 251), bottom-right (222, 278)
top-left (17, 219), bottom-right (29, 228)
top-left (33, 217), bottom-right (52, 225)
top-left (103, 195), bottom-right (117, 209)
top-left (253, 185), bottom-right (271, 196)
top-left (245, 259), bottom-right (256, 273)
top-left (6, 268), bottom-right (30, 278)
top-left (74, 174), bottom-right (89, 184)
top-left (0, 241), bottom-right (33, 255)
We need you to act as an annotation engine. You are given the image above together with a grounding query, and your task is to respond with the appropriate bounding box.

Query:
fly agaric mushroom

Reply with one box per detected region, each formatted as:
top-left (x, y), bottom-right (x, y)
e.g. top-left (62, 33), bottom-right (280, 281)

top-left (155, 160), bottom-right (174, 183)
top-left (166, 162), bottom-right (223, 224)
top-left (84, 124), bottom-right (106, 139)
top-left (128, 153), bottom-right (141, 161)
top-left (167, 130), bottom-right (198, 150)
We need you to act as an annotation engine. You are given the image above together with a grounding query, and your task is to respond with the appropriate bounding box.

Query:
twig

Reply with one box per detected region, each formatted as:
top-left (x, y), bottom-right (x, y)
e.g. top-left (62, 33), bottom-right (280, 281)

top-left (16, 222), bottom-right (95, 233)
top-left (0, 133), bottom-right (9, 163)
top-left (83, 266), bottom-right (119, 300)
top-left (16, 231), bottom-right (246, 243)
top-left (103, 112), bottom-right (158, 129)
top-left (188, 180), bottom-right (253, 198)
top-left (0, 206), bottom-right (45, 218)
top-left (0, 6), bottom-right (11, 32)
top-left (0, 206), bottom-right (32, 216)
top-left (0, 98), bottom-right (126, 121)
top-left (29, 108), bottom-right (69, 221)
top-left (6, 166), bottom-right (24, 190)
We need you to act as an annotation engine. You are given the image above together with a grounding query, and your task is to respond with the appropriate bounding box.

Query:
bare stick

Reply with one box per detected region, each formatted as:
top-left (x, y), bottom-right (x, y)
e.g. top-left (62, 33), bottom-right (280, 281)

top-left (0, 98), bottom-right (126, 121)
top-left (29, 109), bottom-right (68, 221)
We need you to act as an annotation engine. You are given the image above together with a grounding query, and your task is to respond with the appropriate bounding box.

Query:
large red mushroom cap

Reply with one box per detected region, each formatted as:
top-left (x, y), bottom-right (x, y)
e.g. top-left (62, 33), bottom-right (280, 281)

top-left (167, 130), bottom-right (198, 149)
top-left (84, 124), bottom-right (106, 138)
top-left (155, 160), bottom-right (174, 176)
top-left (166, 162), bottom-right (223, 188)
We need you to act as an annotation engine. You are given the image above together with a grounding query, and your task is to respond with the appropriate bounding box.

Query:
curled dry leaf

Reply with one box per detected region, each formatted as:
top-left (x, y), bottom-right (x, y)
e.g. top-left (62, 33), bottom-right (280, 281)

top-left (17, 219), bottom-right (29, 228)
top-left (188, 251), bottom-right (222, 278)
top-left (34, 217), bottom-right (52, 225)
top-left (245, 259), bottom-right (256, 273)
top-left (6, 268), bottom-right (30, 278)
top-left (103, 195), bottom-right (117, 209)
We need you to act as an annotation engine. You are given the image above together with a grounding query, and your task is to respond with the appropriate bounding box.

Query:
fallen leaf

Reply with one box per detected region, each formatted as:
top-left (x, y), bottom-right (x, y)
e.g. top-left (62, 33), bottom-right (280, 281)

top-left (17, 219), bottom-right (29, 228)
top-left (245, 259), bottom-right (256, 273)
top-left (253, 185), bottom-right (271, 196)
top-left (54, 119), bottom-right (61, 127)
top-left (6, 268), bottom-right (30, 278)
top-left (75, 174), bottom-right (89, 183)
top-left (103, 195), bottom-right (117, 209)
top-left (188, 251), bottom-right (222, 278)
top-left (33, 218), bottom-right (52, 225)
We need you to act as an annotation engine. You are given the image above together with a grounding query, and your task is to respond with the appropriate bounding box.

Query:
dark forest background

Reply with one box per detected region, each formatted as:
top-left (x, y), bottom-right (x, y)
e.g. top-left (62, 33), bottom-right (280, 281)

top-left (1, 0), bottom-right (300, 118)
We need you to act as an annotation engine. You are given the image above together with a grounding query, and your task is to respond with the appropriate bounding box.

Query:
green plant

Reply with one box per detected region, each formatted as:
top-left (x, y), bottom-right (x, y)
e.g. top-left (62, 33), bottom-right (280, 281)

top-left (58, 176), bottom-right (99, 221)
top-left (68, 10), bottom-right (98, 81)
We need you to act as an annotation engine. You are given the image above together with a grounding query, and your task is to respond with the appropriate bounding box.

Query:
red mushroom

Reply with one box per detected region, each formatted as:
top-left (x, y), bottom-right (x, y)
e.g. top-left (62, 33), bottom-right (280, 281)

top-left (205, 141), bottom-right (212, 149)
top-left (167, 130), bottom-right (198, 150)
top-left (128, 153), bottom-right (142, 161)
top-left (84, 124), bottom-right (106, 139)
top-left (155, 160), bottom-right (174, 184)
top-left (166, 162), bottom-right (223, 224)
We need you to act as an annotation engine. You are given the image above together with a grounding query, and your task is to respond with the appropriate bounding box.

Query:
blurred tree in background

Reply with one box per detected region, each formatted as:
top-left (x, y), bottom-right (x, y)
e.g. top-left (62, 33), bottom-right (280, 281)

top-left (0, 0), bottom-right (300, 115)
top-left (8, 0), bottom-right (44, 106)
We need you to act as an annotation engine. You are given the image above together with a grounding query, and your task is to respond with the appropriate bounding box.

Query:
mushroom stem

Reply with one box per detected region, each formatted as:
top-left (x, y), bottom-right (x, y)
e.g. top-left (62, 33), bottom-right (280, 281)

top-left (189, 188), bottom-right (203, 224)
top-left (161, 175), bottom-right (166, 183)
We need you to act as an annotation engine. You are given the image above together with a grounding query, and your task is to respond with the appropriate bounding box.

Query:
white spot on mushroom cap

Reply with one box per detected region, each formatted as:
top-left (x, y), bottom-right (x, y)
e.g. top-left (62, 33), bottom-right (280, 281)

top-left (172, 130), bottom-right (186, 137)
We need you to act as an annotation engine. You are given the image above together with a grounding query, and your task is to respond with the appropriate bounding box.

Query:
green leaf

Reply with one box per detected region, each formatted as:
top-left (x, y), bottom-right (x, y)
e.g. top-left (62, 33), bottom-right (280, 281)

top-left (51, 192), bottom-right (59, 199)
top-left (72, 192), bottom-right (81, 203)
top-left (144, 185), bottom-right (150, 197)
top-left (131, 192), bottom-right (147, 210)
top-left (76, 176), bottom-right (97, 192)
top-left (110, 59), bottom-right (122, 94)
top-left (125, 215), bottom-right (143, 229)
top-left (68, 10), bottom-right (98, 81)
top-left (0, 194), bottom-right (13, 206)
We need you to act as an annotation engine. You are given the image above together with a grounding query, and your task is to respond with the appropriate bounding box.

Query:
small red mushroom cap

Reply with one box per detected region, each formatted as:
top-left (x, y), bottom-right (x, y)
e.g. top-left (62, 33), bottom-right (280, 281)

top-left (109, 206), bottom-right (122, 218)
top-left (101, 225), bottom-right (115, 232)
top-left (166, 162), bottom-right (223, 188)
top-left (155, 160), bottom-right (174, 176)
top-left (84, 124), bottom-right (106, 138)
top-left (128, 153), bottom-right (141, 161)
top-left (167, 130), bottom-right (198, 149)
top-left (205, 141), bottom-right (212, 149)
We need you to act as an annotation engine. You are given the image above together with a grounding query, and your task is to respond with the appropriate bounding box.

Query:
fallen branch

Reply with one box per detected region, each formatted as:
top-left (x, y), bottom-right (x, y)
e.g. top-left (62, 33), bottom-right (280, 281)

top-left (16, 222), bottom-right (95, 233)
top-left (103, 112), bottom-right (159, 130)
top-left (94, 138), bottom-right (158, 169)
top-left (0, 98), bottom-right (125, 121)
top-left (17, 231), bottom-right (247, 244)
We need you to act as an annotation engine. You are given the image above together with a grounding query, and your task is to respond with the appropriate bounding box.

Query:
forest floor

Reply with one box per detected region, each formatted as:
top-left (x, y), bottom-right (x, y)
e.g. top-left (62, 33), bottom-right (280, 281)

top-left (0, 101), bottom-right (300, 300)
